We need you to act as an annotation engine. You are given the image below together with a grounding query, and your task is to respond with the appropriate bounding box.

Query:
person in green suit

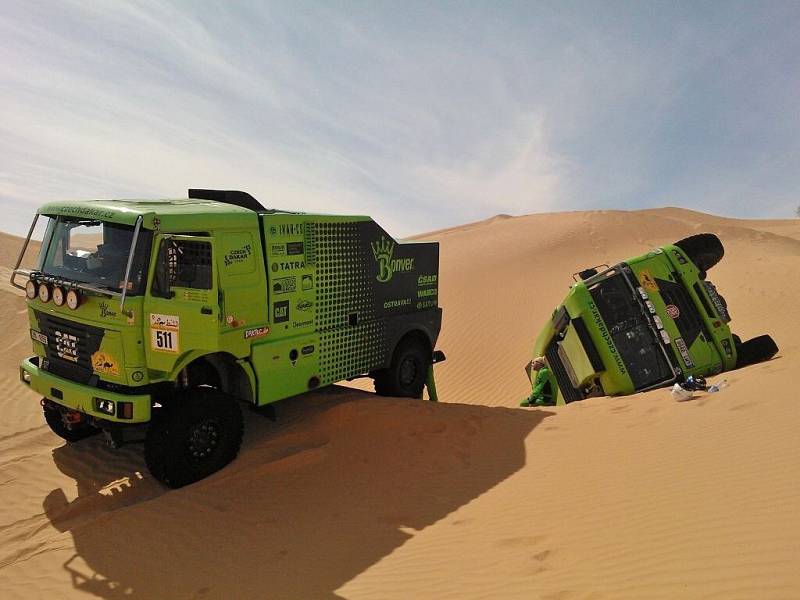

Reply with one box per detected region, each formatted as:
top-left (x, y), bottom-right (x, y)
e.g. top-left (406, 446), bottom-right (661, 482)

top-left (521, 357), bottom-right (554, 407)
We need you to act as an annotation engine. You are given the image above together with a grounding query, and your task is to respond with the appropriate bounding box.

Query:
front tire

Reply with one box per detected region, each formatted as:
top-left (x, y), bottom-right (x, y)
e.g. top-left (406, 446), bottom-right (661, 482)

top-left (674, 233), bottom-right (725, 271)
top-left (43, 404), bottom-right (100, 442)
top-left (145, 388), bottom-right (243, 488)
top-left (374, 336), bottom-right (432, 398)
top-left (735, 335), bottom-right (779, 368)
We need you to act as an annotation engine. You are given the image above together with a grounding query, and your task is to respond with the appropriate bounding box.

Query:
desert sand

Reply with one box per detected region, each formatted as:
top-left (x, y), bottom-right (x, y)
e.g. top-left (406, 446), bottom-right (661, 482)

top-left (0, 208), bottom-right (798, 599)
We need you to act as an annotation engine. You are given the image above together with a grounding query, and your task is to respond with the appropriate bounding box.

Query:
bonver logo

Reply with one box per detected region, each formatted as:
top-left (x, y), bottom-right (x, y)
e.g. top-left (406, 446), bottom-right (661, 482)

top-left (371, 236), bottom-right (414, 283)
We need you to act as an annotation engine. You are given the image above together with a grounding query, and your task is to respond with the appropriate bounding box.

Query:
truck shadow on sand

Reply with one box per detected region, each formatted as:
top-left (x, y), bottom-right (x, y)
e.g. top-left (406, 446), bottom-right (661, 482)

top-left (43, 386), bottom-right (552, 599)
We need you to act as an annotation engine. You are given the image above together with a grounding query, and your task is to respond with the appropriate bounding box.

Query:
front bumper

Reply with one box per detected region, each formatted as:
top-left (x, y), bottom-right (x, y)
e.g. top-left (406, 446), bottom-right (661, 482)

top-left (20, 356), bottom-right (151, 424)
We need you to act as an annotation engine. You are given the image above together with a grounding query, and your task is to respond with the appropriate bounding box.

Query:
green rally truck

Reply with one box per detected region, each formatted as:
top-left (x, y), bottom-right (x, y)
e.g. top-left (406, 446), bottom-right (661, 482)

top-left (530, 234), bottom-right (778, 404)
top-left (13, 189), bottom-right (444, 487)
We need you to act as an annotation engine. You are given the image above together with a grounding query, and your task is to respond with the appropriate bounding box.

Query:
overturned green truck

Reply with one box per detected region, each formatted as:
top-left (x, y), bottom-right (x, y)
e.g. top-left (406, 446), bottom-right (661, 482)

top-left (13, 189), bottom-right (444, 486)
top-left (530, 234), bottom-right (778, 405)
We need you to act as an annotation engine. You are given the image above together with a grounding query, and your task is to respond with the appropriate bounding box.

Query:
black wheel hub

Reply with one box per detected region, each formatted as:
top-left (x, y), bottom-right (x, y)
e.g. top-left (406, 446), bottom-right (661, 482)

top-left (188, 419), bottom-right (220, 460)
top-left (399, 356), bottom-right (419, 387)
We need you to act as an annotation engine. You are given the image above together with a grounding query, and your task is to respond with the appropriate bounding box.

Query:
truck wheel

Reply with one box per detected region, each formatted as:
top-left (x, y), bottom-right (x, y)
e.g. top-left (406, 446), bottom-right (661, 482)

top-left (735, 335), bottom-right (779, 368)
top-left (674, 233), bottom-right (724, 271)
top-left (374, 337), bottom-right (431, 398)
top-left (145, 388), bottom-right (244, 488)
top-left (43, 404), bottom-right (100, 442)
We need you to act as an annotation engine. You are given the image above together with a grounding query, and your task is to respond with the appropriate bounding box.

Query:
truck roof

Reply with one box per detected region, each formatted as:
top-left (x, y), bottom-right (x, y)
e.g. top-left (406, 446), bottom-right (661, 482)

top-left (36, 190), bottom-right (371, 231)
top-left (37, 198), bottom-right (261, 230)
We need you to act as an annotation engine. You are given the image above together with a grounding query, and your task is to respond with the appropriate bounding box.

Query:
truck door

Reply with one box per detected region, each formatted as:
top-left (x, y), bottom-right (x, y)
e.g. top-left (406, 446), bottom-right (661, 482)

top-left (144, 234), bottom-right (220, 372)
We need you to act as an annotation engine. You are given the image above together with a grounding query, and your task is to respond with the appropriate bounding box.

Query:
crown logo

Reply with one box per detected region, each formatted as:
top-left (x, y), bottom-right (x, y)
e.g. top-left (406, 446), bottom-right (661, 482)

top-left (371, 237), bottom-right (394, 261)
top-left (372, 237), bottom-right (396, 283)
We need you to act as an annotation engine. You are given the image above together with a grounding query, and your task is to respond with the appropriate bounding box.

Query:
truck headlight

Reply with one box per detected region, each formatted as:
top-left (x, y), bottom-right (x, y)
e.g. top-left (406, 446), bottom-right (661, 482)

top-left (94, 398), bottom-right (115, 415)
top-left (38, 283), bottom-right (51, 303)
top-left (66, 289), bottom-right (81, 310)
top-left (53, 286), bottom-right (65, 306)
top-left (25, 279), bottom-right (37, 299)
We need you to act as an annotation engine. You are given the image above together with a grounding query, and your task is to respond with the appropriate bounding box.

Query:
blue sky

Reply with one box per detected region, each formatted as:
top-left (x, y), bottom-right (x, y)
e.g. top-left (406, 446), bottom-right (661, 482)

top-left (2, 1), bottom-right (799, 237)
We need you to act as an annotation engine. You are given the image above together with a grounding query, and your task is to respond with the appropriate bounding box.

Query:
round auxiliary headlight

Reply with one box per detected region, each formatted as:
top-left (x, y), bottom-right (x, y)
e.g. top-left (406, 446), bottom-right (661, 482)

top-left (25, 279), bottom-right (37, 299)
top-left (52, 286), bottom-right (65, 306)
top-left (38, 283), bottom-right (51, 303)
top-left (66, 289), bottom-right (81, 310)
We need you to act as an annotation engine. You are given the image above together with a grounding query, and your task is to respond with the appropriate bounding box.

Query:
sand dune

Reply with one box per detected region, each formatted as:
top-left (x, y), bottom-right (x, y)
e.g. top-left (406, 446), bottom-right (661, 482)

top-left (0, 210), bottom-right (798, 599)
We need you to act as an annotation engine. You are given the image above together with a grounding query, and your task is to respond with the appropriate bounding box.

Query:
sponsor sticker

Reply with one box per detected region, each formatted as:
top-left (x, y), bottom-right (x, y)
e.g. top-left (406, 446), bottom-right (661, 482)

top-left (675, 337), bottom-right (695, 368)
top-left (224, 243), bottom-right (252, 267)
top-left (301, 274), bottom-right (313, 291)
top-left (91, 351), bottom-right (119, 376)
top-left (660, 329), bottom-right (671, 344)
top-left (296, 299), bottom-right (313, 312)
top-left (278, 224), bottom-right (303, 236)
top-left (99, 301), bottom-right (117, 318)
top-left (384, 298), bottom-right (412, 309)
top-left (371, 236), bottom-right (414, 283)
top-left (637, 287), bottom-right (649, 300)
top-left (666, 304), bottom-right (680, 319)
top-left (244, 326), bottom-right (270, 340)
top-left (150, 313), bottom-right (179, 353)
top-left (588, 300), bottom-right (627, 375)
top-left (639, 269), bottom-right (659, 293)
top-left (653, 315), bottom-right (664, 329)
top-left (270, 244), bottom-right (286, 256)
top-left (645, 300), bottom-right (657, 314)
top-left (274, 301), bottom-right (289, 323)
top-left (286, 241), bottom-right (304, 255)
top-left (54, 205), bottom-right (115, 220)
top-left (54, 330), bottom-right (79, 362)
top-left (150, 313), bottom-right (179, 329)
top-left (272, 260), bottom-right (305, 272)
top-left (417, 274), bottom-right (438, 287)
top-left (273, 276), bottom-right (296, 294)
top-left (30, 329), bottom-right (48, 345)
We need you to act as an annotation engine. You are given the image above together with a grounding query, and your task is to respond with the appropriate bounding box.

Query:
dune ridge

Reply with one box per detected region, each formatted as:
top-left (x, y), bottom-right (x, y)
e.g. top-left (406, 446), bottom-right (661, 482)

top-left (0, 209), bottom-right (798, 599)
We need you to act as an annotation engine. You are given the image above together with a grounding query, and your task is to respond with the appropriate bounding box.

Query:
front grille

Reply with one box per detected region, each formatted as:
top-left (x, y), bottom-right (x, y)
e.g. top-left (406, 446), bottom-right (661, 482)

top-left (545, 338), bottom-right (583, 403)
top-left (659, 277), bottom-right (703, 347)
top-left (35, 312), bottom-right (104, 384)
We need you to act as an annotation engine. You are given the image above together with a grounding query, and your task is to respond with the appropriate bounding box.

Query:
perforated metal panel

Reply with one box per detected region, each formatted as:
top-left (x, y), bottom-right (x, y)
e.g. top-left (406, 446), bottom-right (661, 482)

top-left (313, 222), bottom-right (386, 384)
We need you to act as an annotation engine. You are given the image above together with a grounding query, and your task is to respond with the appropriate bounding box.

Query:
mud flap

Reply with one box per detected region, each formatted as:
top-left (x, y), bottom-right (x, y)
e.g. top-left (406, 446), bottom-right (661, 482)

top-left (426, 350), bottom-right (446, 402)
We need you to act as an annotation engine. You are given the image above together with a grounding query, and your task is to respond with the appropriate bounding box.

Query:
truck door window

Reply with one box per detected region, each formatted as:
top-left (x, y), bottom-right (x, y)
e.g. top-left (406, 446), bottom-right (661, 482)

top-left (154, 239), bottom-right (213, 293)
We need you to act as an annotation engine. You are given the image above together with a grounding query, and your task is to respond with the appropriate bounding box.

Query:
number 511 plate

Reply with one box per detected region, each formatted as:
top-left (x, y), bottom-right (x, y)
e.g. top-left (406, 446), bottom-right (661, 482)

top-left (151, 328), bottom-right (179, 353)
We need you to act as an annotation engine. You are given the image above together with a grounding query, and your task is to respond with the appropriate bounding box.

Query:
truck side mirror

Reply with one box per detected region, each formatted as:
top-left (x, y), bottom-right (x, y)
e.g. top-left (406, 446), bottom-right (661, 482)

top-left (152, 240), bottom-right (174, 299)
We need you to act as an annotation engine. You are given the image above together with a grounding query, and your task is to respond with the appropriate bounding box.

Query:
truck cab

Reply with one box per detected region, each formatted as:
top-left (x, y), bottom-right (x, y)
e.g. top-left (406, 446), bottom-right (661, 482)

top-left (531, 234), bottom-right (776, 404)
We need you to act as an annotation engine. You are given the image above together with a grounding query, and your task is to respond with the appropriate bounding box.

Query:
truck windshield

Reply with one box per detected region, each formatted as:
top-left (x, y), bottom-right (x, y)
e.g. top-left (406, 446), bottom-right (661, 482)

top-left (39, 216), bottom-right (153, 295)
top-left (587, 272), bottom-right (673, 390)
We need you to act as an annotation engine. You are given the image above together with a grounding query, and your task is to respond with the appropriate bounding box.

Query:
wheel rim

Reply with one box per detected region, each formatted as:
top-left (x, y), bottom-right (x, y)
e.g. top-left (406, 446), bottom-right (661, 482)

top-left (399, 356), bottom-right (419, 387)
top-left (187, 419), bottom-right (221, 460)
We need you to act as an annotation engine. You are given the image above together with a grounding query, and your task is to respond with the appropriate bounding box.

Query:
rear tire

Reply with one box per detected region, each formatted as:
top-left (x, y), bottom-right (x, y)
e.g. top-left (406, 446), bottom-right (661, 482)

top-left (674, 233), bottom-right (725, 271)
top-left (735, 335), bottom-right (779, 368)
top-left (43, 404), bottom-right (100, 442)
top-left (145, 388), bottom-right (244, 488)
top-left (374, 336), bottom-right (432, 398)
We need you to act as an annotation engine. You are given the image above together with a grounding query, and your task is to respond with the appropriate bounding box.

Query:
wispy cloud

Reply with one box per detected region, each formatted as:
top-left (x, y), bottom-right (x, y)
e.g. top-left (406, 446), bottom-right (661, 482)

top-left (2, 1), bottom-right (799, 238)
